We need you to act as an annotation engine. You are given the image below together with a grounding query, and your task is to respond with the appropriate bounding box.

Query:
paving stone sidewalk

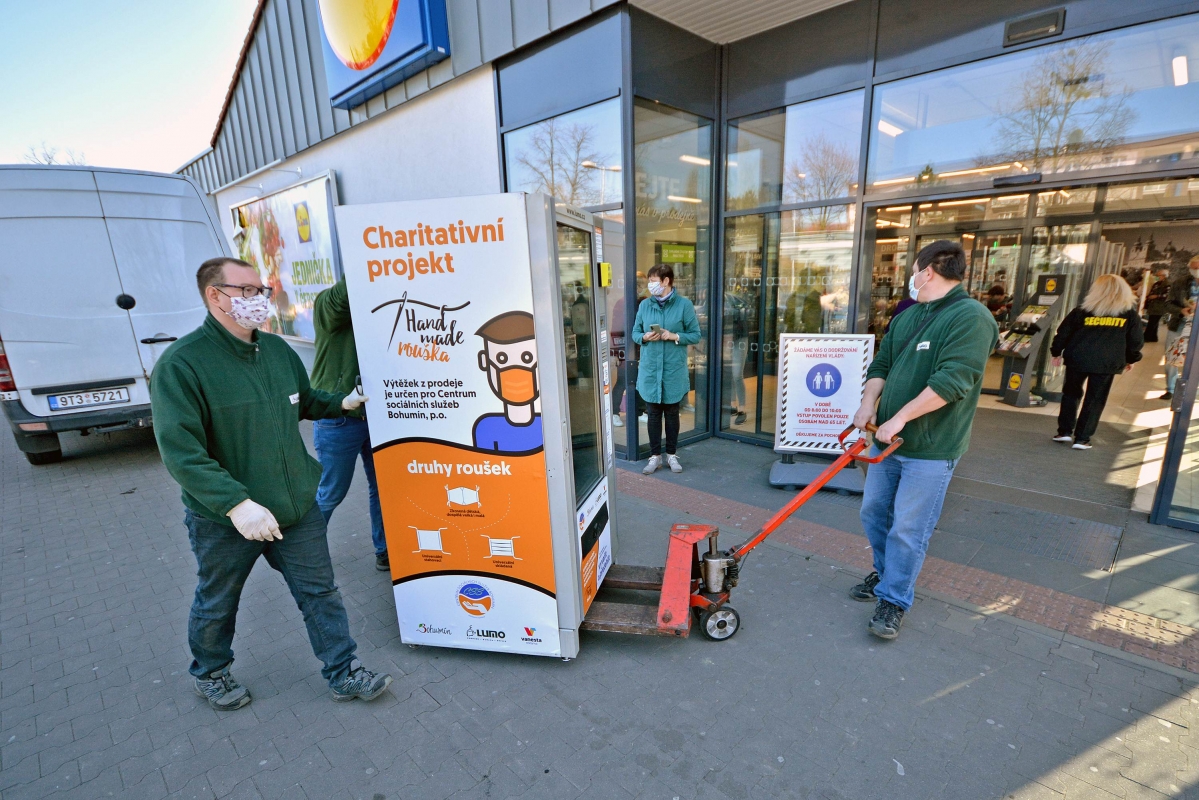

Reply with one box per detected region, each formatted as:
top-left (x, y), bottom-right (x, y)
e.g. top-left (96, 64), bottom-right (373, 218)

top-left (2, 427), bottom-right (1198, 799)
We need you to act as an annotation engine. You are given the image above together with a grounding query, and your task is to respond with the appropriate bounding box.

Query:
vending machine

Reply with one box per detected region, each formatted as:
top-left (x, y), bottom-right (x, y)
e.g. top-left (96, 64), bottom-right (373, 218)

top-left (337, 193), bottom-right (617, 659)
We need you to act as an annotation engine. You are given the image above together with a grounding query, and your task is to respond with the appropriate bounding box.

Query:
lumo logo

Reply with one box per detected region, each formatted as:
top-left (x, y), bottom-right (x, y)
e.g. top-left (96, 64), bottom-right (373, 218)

top-left (466, 625), bottom-right (505, 639)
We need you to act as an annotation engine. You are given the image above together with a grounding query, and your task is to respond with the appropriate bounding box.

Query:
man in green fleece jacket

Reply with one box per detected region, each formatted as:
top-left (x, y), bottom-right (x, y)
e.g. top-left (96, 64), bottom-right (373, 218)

top-left (310, 277), bottom-right (387, 571)
top-left (151, 257), bottom-right (392, 710)
top-left (848, 241), bottom-right (999, 641)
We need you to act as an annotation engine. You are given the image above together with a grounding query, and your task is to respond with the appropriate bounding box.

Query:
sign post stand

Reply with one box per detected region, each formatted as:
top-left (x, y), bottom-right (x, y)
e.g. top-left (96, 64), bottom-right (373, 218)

top-left (768, 334), bottom-right (874, 494)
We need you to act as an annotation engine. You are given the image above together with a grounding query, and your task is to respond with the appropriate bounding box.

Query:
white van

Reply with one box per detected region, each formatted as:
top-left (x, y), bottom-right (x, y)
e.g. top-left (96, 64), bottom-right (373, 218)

top-left (0, 166), bottom-right (229, 464)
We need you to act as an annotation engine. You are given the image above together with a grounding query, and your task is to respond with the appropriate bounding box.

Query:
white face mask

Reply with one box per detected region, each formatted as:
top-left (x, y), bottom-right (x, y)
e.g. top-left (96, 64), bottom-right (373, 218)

top-left (647, 280), bottom-right (664, 298)
top-left (226, 295), bottom-right (271, 330)
top-left (908, 269), bottom-right (929, 302)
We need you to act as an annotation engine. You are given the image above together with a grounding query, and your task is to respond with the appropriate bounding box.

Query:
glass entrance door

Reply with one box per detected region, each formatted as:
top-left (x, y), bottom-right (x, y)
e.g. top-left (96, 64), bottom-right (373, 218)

top-left (556, 222), bottom-right (604, 506)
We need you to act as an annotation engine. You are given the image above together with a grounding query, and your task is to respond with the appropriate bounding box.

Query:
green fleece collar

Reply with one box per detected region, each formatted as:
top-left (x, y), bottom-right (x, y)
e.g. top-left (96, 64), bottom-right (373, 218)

top-left (201, 313), bottom-right (260, 360)
top-left (922, 284), bottom-right (967, 309)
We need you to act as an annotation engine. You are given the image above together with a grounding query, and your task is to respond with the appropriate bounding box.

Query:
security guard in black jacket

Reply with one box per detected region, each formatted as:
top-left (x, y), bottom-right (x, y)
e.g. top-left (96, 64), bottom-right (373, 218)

top-left (1049, 274), bottom-right (1144, 449)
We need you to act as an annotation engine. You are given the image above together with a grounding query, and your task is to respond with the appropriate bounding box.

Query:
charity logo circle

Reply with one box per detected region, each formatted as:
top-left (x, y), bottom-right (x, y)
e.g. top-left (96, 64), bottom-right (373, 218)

top-left (457, 582), bottom-right (493, 616)
top-left (806, 363), bottom-right (842, 397)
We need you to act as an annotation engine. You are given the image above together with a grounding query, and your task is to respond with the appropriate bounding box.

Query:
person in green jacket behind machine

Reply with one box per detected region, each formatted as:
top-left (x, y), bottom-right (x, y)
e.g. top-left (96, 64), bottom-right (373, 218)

top-left (311, 277), bottom-right (388, 571)
top-left (151, 257), bottom-right (392, 711)
top-left (632, 264), bottom-right (702, 475)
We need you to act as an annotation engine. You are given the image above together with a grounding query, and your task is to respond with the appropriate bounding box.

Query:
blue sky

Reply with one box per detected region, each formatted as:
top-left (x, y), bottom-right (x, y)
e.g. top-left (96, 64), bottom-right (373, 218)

top-left (0, 0), bottom-right (258, 173)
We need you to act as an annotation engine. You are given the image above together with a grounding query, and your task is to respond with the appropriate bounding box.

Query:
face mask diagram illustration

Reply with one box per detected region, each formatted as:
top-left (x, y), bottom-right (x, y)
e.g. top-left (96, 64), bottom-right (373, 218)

top-left (445, 485), bottom-right (481, 508)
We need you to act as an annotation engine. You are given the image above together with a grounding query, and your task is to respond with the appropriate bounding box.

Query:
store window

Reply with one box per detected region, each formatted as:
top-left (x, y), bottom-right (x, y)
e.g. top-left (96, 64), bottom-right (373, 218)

top-left (1036, 187), bottom-right (1098, 216)
top-left (726, 90), bottom-right (864, 211)
top-left (721, 205), bottom-right (854, 440)
top-left (868, 14), bottom-right (1199, 194)
top-left (633, 99), bottom-right (713, 447)
top-left (1105, 177), bottom-right (1199, 212)
top-left (504, 98), bottom-right (623, 209)
top-left (915, 194), bottom-right (1030, 226)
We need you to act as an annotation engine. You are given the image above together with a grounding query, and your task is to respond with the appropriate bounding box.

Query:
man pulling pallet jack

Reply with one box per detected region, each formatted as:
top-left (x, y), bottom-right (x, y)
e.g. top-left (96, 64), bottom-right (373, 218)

top-left (848, 240), bottom-right (998, 641)
top-left (584, 240), bottom-right (997, 643)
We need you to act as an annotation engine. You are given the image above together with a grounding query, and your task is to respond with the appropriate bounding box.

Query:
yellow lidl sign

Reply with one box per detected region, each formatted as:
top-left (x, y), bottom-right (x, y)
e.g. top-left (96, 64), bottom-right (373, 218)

top-left (316, 0), bottom-right (450, 110)
top-left (1008, 373), bottom-right (1022, 390)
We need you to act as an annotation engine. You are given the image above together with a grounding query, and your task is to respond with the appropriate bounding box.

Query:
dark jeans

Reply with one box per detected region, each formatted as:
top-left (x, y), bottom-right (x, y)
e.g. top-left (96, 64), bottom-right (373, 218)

top-left (185, 504), bottom-right (358, 686)
top-left (1145, 314), bottom-right (1163, 342)
top-left (1057, 367), bottom-right (1115, 443)
top-left (314, 417), bottom-right (385, 556)
top-left (645, 401), bottom-right (680, 455)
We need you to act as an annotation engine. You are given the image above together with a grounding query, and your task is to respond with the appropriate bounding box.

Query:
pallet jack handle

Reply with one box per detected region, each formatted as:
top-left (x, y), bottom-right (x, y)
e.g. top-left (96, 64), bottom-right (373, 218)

top-left (727, 424), bottom-right (902, 561)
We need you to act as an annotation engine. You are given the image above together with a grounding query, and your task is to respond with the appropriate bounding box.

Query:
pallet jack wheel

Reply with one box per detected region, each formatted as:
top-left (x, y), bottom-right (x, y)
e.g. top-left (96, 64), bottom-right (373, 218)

top-left (698, 607), bottom-right (740, 641)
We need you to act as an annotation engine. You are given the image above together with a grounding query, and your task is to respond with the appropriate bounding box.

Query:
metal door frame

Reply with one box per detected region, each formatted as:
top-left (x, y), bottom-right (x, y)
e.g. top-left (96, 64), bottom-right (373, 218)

top-left (1151, 317), bottom-right (1199, 531)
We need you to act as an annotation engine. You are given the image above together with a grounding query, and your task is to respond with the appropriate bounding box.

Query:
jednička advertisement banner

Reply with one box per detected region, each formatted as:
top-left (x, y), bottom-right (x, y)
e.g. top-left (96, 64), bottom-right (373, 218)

top-left (234, 175), bottom-right (338, 341)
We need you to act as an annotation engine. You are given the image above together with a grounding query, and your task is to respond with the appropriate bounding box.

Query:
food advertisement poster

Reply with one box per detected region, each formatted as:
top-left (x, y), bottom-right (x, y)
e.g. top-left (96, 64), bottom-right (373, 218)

top-left (775, 334), bottom-right (874, 454)
top-left (233, 174), bottom-right (339, 341)
top-left (338, 194), bottom-right (562, 656)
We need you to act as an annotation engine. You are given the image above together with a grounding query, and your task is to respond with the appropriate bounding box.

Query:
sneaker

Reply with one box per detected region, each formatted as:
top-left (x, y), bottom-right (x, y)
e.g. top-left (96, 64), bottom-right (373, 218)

top-left (849, 571), bottom-right (880, 601)
top-left (642, 455), bottom-right (662, 475)
top-left (666, 454), bottom-right (683, 473)
top-left (612, 414), bottom-right (624, 428)
top-left (194, 666), bottom-right (251, 710)
top-left (330, 660), bottom-right (393, 702)
top-left (1161, 392), bottom-right (1174, 400)
top-left (734, 411), bottom-right (748, 425)
top-left (1072, 441), bottom-right (1092, 450)
top-left (638, 413), bottom-right (648, 423)
top-left (1051, 434), bottom-right (1073, 443)
top-left (376, 552), bottom-right (390, 571)
top-left (868, 599), bottom-right (905, 640)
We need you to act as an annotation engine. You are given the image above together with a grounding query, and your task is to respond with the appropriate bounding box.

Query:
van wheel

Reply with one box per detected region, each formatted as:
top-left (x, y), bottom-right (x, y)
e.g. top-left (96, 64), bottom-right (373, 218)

top-left (26, 449), bottom-right (63, 465)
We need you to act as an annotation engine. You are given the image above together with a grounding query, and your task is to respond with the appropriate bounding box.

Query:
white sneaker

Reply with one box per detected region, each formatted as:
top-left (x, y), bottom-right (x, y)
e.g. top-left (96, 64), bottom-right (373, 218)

top-left (638, 413), bottom-right (648, 423)
top-left (1052, 434), bottom-right (1072, 443)
top-left (612, 414), bottom-right (624, 427)
top-left (1072, 441), bottom-right (1092, 450)
top-left (642, 455), bottom-right (661, 475)
top-left (666, 454), bottom-right (682, 473)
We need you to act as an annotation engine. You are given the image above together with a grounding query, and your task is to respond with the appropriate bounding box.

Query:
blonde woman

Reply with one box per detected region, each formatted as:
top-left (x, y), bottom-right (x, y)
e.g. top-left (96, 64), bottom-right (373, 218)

top-left (1049, 274), bottom-right (1144, 450)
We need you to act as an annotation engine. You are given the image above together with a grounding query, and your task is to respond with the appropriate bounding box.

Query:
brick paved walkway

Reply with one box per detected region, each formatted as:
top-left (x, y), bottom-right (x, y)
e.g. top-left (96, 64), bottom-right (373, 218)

top-left (2, 427), bottom-right (1198, 799)
top-left (616, 471), bottom-right (1199, 675)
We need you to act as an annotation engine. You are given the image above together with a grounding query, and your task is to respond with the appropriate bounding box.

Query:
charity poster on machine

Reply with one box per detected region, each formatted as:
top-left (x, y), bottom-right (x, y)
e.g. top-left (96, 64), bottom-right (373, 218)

top-left (338, 193), bottom-right (562, 656)
top-left (232, 172), bottom-right (340, 341)
top-left (774, 334), bottom-right (874, 454)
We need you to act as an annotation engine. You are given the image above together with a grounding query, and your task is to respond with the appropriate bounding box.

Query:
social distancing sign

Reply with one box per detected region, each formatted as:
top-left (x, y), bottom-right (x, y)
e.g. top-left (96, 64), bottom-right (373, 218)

top-left (774, 334), bottom-right (874, 453)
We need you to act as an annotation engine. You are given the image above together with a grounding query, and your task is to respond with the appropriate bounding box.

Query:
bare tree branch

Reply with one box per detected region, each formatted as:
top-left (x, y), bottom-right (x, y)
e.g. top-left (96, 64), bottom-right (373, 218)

top-left (23, 141), bottom-right (88, 166)
top-left (990, 40), bottom-right (1134, 173)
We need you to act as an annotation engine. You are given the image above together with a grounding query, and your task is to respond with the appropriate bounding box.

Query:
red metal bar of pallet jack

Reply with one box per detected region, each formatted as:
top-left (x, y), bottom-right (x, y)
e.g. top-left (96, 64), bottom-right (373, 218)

top-left (653, 424), bottom-right (903, 636)
top-left (728, 424), bottom-right (903, 561)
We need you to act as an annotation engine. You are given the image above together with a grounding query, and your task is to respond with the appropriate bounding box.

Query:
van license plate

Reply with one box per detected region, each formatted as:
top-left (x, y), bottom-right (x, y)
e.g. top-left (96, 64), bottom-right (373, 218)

top-left (48, 388), bottom-right (131, 411)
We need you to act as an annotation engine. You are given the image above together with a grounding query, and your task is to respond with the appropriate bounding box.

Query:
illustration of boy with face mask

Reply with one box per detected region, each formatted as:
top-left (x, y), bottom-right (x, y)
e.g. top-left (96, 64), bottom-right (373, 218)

top-left (472, 311), bottom-right (543, 454)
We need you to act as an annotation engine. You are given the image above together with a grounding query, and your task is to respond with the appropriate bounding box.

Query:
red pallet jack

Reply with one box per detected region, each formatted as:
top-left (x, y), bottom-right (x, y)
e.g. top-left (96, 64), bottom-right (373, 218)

top-left (581, 424), bottom-right (902, 641)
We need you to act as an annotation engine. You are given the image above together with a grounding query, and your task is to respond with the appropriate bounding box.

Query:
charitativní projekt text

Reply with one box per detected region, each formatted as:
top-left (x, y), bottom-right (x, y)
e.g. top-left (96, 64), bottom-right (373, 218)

top-left (361, 218), bottom-right (507, 282)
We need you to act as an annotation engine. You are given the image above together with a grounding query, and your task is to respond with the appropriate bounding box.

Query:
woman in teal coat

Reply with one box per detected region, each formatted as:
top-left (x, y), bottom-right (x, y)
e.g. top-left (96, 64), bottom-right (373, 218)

top-left (631, 264), bottom-right (702, 474)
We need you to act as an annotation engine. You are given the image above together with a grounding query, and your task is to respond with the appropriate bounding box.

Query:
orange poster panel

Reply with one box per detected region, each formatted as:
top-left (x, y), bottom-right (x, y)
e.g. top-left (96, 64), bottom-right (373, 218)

top-left (374, 439), bottom-right (556, 595)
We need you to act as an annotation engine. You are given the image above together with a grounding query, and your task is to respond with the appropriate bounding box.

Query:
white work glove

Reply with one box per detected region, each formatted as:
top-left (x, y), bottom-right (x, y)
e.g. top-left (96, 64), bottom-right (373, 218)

top-left (342, 389), bottom-right (369, 411)
top-left (227, 499), bottom-right (282, 541)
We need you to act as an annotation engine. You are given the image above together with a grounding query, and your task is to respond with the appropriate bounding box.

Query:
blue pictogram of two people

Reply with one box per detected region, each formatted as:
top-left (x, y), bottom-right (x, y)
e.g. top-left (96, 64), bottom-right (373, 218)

top-left (806, 363), bottom-right (842, 397)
